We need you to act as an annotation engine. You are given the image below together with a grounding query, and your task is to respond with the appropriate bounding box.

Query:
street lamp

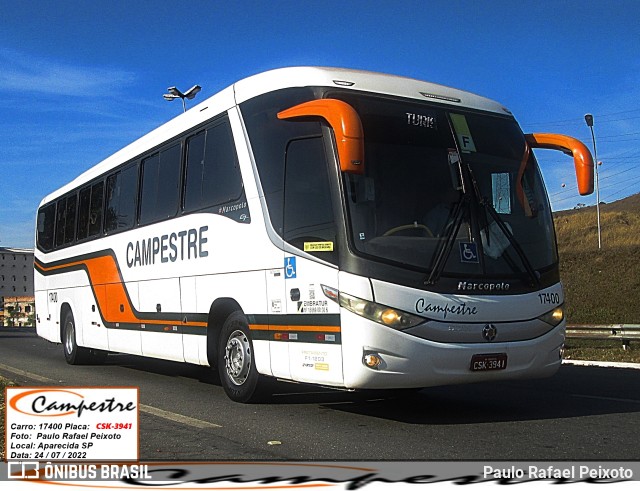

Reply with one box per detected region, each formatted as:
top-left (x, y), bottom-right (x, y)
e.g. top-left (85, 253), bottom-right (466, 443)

top-left (584, 113), bottom-right (602, 249)
top-left (163, 85), bottom-right (202, 112)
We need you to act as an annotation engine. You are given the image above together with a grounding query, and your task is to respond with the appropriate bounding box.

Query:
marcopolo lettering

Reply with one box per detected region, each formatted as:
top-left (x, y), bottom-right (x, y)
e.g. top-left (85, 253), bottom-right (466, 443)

top-left (126, 226), bottom-right (208, 268)
top-left (458, 281), bottom-right (510, 292)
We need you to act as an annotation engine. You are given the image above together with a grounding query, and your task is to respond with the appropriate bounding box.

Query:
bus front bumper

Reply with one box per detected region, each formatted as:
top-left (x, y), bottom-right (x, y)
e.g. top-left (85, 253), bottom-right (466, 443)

top-left (340, 311), bottom-right (564, 390)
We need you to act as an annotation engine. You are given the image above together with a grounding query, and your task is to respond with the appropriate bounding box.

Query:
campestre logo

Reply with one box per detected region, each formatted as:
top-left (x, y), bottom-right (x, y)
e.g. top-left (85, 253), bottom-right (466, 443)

top-left (9, 389), bottom-right (137, 418)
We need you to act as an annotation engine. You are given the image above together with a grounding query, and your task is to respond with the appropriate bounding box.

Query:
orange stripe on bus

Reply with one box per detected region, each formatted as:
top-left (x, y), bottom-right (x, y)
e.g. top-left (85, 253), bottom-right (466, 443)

top-left (37, 254), bottom-right (207, 328)
top-left (38, 255), bottom-right (338, 332)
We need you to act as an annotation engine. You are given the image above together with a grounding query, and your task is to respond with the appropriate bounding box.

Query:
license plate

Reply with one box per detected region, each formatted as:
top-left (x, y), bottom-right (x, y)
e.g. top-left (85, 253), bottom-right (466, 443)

top-left (470, 353), bottom-right (507, 371)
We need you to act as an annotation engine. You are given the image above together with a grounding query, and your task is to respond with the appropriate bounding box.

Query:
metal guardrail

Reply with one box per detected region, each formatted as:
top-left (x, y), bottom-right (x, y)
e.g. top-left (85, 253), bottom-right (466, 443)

top-left (566, 324), bottom-right (640, 349)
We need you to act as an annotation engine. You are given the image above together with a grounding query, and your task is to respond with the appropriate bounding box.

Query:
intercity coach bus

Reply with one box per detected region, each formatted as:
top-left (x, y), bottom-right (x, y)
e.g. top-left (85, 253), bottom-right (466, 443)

top-left (34, 67), bottom-right (594, 402)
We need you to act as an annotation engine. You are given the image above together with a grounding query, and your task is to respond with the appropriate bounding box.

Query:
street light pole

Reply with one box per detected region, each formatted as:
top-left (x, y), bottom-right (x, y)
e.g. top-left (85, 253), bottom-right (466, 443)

top-left (584, 113), bottom-right (602, 249)
top-left (163, 85), bottom-right (202, 113)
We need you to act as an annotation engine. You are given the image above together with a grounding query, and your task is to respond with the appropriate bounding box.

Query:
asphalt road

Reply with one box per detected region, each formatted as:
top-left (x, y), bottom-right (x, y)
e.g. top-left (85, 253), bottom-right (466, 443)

top-left (1, 327), bottom-right (639, 461)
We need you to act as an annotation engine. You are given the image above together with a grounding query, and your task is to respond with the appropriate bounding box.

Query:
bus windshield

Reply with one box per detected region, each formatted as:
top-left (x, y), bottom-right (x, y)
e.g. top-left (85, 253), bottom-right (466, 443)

top-left (337, 93), bottom-right (557, 283)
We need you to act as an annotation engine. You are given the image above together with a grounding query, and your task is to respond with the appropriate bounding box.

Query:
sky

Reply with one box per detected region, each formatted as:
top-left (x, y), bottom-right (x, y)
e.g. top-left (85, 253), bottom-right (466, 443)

top-left (1, 0), bottom-right (639, 249)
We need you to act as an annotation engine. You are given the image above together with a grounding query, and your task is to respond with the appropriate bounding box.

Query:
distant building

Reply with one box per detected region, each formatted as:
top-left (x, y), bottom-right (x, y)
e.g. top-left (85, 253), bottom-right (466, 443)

top-left (0, 247), bottom-right (35, 326)
top-left (1, 295), bottom-right (35, 327)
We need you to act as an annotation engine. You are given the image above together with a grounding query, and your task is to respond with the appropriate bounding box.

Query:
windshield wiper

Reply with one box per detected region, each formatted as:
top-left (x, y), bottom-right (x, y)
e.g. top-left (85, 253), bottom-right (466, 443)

top-left (427, 162), bottom-right (542, 288)
top-left (462, 159), bottom-right (540, 288)
top-left (425, 195), bottom-right (467, 285)
top-left (480, 198), bottom-right (541, 288)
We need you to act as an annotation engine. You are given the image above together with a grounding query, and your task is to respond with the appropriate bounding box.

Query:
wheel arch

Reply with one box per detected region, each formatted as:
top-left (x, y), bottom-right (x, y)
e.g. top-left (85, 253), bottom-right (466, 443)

top-left (206, 297), bottom-right (243, 368)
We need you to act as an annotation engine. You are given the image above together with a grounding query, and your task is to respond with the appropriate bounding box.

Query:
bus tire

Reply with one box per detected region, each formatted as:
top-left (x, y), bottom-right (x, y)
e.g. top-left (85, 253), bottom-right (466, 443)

top-left (62, 310), bottom-right (107, 365)
top-left (217, 311), bottom-right (263, 403)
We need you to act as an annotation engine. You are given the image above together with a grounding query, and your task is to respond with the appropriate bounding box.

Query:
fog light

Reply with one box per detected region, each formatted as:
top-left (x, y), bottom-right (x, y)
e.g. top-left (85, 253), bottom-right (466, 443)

top-left (363, 353), bottom-right (382, 369)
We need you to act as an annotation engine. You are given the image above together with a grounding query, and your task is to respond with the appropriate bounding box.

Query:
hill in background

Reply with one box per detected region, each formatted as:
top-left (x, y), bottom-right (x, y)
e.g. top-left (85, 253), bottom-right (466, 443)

top-left (554, 192), bottom-right (640, 324)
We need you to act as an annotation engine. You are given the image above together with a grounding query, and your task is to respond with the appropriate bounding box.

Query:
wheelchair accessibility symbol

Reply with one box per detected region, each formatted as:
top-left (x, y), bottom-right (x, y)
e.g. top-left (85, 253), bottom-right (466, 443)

top-left (459, 242), bottom-right (479, 263)
top-left (285, 257), bottom-right (297, 279)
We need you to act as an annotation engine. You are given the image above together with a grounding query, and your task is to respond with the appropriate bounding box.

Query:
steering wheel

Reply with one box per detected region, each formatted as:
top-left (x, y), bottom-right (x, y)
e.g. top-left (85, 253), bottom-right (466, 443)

top-left (382, 223), bottom-right (434, 237)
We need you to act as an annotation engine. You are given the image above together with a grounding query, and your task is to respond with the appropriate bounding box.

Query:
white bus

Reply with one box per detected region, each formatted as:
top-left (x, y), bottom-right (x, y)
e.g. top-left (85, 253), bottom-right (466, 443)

top-left (34, 67), bottom-right (594, 402)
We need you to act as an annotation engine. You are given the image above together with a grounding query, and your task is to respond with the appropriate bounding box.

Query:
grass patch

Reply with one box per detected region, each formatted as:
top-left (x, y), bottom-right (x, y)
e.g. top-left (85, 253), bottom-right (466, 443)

top-left (555, 195), bottom-right (640, 324)
top-left (560, 246), bottom-right (640, 324)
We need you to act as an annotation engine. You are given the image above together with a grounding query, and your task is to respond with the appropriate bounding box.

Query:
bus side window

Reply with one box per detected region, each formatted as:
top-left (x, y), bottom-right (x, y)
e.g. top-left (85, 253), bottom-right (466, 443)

top-left (54, 195), bottom-right (77, 248)
top-left (283, 137), bottom-right (337, 264)
top-left (105, 163), bottom-right (138, 233)
top-left (184, 118), bottom-right (242, 213)
top-left (140, 144), bottom-right (181, 225)
top-left (54, 197), bottom-right (66, 248)
top-left (77, 186), bottom-right (92, 240)
top-left (37, 203), bottom-right (56, 252)
top-left (88, 181), bottom-right (104, 237)
top-left (64, 195), bottom-right (77, 246)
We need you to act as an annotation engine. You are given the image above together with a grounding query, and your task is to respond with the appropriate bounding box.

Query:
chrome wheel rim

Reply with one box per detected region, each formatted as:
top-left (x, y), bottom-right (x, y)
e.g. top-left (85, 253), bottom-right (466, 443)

top-left (64, 321), bottom-right (75, 355)
top-left (224, 329), bottom-right (251, 386)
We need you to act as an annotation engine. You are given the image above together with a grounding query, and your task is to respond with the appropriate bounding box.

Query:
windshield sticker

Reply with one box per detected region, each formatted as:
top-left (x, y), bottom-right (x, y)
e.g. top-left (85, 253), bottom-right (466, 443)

top-left (481, 221), bottom-right (512, 259)
top-left (492, 173), bottom-right (512, 214)
top-left (448, 149), bottom-right (460, 166)
top-left (459, 242), bottom-right (479, 263)
top-left (304, 241), bottom-right (334, 252)
top-left (450, 113), bottom-right (476, 153)
top-left (406, 112), bottom-right (437, 129)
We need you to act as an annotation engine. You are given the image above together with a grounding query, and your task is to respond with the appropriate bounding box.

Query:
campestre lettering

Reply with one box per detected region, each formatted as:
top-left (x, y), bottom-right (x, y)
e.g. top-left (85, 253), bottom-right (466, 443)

top-left (30, 395), bottom-right (135, 418)
top-left (415, 298), bottom-right (478, 319)
top-left (126, 226), bottom-right (208, 268)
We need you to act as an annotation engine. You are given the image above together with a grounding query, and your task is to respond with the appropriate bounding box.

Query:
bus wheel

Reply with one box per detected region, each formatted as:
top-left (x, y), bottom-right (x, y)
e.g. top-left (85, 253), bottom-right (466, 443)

top-left (62, 310), bottom-right (106, 365)
top-left (217, 312), bottom-right (262, 403)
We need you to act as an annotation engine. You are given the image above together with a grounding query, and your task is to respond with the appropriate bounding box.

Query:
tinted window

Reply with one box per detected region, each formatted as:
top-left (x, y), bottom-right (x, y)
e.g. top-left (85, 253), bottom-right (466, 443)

top-left (78, 182), bottom-right (104, 240)
top-left (284, 137), bottom-right (337, 263)
top-left (64, 196), bottom-right (77, 245)
top-left (37, 203), bottom-right (56, 251)
top-left (54, 198), bottom-right (66, 247)
top-left (88, 181), bottom-right (104, 237)
top-left (184, 131), bottom-right (206, 211)
top-left (54, 195), bottom-right (77, 247)
top-left (184, 119), bottom-right (242, 212)
top-left (105, 164), bottom-right (138, 233)
top-left (240, 88), bottom-right (320, 234)
top-left (77, 186), bottom-right (92, 240)
top-left (140, 143), bottom-right (181, 225)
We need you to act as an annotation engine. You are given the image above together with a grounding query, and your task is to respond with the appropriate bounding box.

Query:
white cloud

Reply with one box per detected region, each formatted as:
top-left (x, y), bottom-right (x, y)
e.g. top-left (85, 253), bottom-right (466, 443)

top-left (0, 48), bottom-right (136, 97)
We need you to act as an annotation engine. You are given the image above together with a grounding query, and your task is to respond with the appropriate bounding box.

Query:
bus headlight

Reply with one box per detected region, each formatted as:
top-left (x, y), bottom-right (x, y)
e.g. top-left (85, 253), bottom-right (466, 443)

top-left (538, 305), bottom-right (564, 327)
top-left (321, 285), bottom-right (424, 330)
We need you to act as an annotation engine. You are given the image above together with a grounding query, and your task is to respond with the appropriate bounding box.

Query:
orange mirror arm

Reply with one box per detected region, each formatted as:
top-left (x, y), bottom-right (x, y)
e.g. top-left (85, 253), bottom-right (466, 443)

top-left (525, 133), bottom-right (594, 195)
top-left (277, 99), bottom-right (365, 174)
